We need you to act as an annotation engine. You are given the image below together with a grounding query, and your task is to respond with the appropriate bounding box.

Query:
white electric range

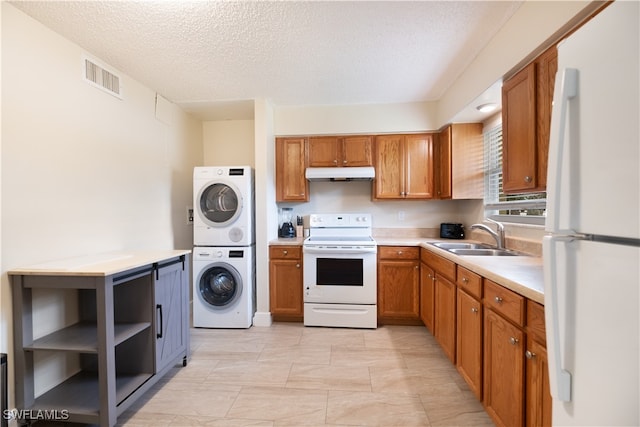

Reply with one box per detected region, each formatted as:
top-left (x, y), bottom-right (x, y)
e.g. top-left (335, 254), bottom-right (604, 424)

top-left (302, 213), bottom-right (377, 329)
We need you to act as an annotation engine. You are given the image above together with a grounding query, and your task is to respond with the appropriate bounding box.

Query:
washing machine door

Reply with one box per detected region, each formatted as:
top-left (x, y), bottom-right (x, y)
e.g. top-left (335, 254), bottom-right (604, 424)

top-left (198, 263), bottom-right (242, 308)
top-left (197, 181), bottom-right (242, 227)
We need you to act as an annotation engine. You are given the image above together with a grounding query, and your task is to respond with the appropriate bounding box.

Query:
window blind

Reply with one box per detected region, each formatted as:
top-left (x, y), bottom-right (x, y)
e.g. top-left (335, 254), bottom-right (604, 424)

top-left (483, 124), bottom-right (546, 220)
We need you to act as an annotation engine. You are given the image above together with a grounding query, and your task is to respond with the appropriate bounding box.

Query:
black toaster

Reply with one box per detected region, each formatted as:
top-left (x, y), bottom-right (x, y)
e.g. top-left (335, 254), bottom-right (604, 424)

top-left (440, 223), bottom-right (465, 239)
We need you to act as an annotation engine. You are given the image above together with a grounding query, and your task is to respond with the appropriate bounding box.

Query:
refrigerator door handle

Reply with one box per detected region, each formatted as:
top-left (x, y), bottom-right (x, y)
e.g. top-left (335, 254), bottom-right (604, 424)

top-left (546, 67), bottom-right (578, 234)
top-left (543, 235), bottom-right (572, 402)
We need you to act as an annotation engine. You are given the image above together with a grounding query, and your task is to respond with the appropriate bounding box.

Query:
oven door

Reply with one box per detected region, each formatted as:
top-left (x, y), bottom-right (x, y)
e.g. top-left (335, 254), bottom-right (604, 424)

top-left (303, 245), bottom-right (377, 304)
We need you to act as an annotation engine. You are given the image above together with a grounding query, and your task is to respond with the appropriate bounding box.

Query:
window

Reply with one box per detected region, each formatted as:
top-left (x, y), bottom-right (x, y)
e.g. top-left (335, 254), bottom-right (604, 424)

top-left (483, 124), bottom-right (546, 225)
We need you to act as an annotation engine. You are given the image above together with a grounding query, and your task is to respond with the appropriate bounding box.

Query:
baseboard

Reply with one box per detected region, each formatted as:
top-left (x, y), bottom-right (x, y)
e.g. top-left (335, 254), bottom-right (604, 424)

top-left (252, 311), bottom-right (273, 327)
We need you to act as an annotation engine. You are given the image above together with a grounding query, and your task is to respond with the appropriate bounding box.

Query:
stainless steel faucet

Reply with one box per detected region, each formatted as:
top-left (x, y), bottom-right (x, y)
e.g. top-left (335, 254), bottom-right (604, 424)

top-left (470, 218), bottom-right (505, 249)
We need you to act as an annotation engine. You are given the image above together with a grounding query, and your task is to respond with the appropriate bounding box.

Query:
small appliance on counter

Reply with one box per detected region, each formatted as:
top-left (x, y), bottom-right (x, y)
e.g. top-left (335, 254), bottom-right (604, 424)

top-left (440, 223), bottom-right (465, 239)
top-left (278, 207), bottom-right (296, 238)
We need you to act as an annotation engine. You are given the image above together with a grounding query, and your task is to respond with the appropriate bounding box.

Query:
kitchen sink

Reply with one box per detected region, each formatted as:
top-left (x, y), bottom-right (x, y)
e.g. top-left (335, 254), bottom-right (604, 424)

top-left (430, 242), bottom-right (528, 256)
top-left (430, 242), bottom-right (494, 250)
top-left (449, 248), bottom-right (523, 256)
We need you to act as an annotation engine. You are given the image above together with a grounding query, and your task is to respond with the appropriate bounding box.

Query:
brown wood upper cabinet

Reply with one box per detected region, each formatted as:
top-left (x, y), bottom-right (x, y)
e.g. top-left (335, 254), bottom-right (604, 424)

top-left (374, 133), bottom-right (434, 200)
top-left (436, 123), bottom-right (484, 199)
top-left (275, 137), bottom-right (309, 202)
top-left (308, 135), bottom-right (373, 167)
top-left (501, 43), bottom-right (557, 194)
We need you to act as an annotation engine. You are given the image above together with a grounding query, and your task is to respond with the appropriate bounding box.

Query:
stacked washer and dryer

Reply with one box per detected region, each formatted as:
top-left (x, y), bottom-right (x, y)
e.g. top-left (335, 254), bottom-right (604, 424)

top-left (192, 166), bottom-right (256, 328)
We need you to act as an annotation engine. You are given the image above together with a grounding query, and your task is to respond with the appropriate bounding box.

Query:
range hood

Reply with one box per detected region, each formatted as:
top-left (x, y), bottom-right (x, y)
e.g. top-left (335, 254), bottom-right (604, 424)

top-left (305, 166), bottom-right (375, 181)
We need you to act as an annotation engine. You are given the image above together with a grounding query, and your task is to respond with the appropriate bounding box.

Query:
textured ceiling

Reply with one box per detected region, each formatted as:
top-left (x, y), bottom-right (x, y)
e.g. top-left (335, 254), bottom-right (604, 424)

top-left (10, 1), bottom-right (522, 120)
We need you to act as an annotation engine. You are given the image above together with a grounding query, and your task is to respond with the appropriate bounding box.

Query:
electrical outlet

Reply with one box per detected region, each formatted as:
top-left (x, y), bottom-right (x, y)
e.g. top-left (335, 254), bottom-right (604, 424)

top-left (398, 211), bottom-right (406, 221)
top-left (187, 206), bottom-right (194, 225)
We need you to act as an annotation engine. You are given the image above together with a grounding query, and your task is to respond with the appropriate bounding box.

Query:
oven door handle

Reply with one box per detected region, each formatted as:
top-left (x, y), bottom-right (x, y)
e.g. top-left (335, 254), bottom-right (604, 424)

top-left (303, 246), bottom-right (377, 255)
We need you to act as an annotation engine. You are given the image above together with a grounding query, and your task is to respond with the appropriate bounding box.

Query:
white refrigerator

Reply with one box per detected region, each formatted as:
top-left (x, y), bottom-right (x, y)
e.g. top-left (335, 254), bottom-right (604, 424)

top-left (543, 1), bottom-right (640, 426)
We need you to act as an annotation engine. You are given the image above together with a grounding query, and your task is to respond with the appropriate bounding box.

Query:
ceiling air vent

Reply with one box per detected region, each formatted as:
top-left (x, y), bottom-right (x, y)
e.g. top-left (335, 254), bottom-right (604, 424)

top-left (83, 56), bottom-right (122, 99)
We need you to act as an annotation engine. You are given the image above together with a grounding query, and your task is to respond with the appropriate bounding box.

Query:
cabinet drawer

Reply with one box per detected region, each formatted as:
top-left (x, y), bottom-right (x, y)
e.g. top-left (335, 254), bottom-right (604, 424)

top-left (484, 279), bottom-right (525, 326)
top-left (421, 249), bottom-right (456, 281)
top-left (526, 300), bottom-right (546, 344)
top-left (379, 246), bottom-right (419, 260)
top-left (269, 245), bottom-right (302, 260)
top-left (456, 266), bottom-right (482, 300)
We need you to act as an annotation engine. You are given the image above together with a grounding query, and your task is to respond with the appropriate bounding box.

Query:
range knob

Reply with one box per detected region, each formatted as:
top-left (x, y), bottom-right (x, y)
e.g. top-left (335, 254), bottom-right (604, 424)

top-left (216, 251), bottom-right (223, 258)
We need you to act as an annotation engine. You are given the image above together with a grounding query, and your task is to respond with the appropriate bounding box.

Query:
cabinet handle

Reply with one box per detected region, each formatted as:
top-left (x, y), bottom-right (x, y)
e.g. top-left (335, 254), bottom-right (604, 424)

top-left (494, 296), bottom-right (503, 303)
top-left (525, 350), bottom-right (536, 359)
top-left (509, 337), bottom-right (519, 345)
top-left (333, 159), bottom-right (338, 164)
top-left (462, 277), bottom-right (469, 284)
top-left (156, 304), bottom-right (163, 339)
top-left (397, 251), bottom-right (403, 255)
top-left (524, 176), bottom-right (532, 183)
top-left (296, 263), bottom-right (300, 268)
top-left (415, 265), bottom-right (419, 270)
top-left (283, 250), bottom-right (288, 255)
top-left (343, 160), bottom-right (347, 164)
top-left (471, 307), bottom-right (479, 313)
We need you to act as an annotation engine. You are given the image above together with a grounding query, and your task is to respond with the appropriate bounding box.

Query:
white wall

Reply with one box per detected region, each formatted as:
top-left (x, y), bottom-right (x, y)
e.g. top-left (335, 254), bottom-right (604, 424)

top-left (1, 3), bottom-right (202, 399)
top-left (438, 0), bottom-right (592, 126)
top-left (275, 101), bottom-right (438, 136)
top-left (202, 120), bottom-right (255, 167)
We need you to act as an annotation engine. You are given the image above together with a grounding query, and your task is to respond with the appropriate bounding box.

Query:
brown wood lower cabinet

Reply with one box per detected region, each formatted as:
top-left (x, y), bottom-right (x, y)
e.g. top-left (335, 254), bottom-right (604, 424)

top-left (456, 288), bottom-right (483, 399)
top-left (483, 307), bottom-right (525, 427)
top-left (269, 245), bottom-right (303, 320)
top-left (418, 248), bottom-right (551, 427)
top-left (525, 300), bottom-right (552, 427)
top-left (434, 273), bottom-right (456, 363)
top-left (377, 246), bottom-right (421, 325)
top-left (419, 260), bottom-right (435, 333)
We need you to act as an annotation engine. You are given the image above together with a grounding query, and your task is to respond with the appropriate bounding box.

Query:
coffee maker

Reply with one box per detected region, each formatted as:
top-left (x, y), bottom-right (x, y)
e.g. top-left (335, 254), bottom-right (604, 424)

top-left (278, 207), bottom-right (296, 238)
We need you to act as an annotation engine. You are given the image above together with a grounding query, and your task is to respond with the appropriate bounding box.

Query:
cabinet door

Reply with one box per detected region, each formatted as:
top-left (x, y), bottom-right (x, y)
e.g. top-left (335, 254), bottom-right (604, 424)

top-left (434, 274), bottom-right (456, 363)
top-left (484, 308), bottom-right (525, 427)
top-left (451, 123), bottom-right (484, 199)
top-left (308, 136), bottom-right (339, 167)
top-left (502, 62), bottom-right (537, 193)
top-left (340, 135), bottom-right (373, 167)
top-left (269, 258), bottom-right (303, 317)
top-left (456, 289), bottom-right (482, 400)
top-left (404, 134), bottom-right (434, 199)
top-left (535, 44), bottom-right (558, 192)
top-left (374, 135), bottom-right (404, 199)
top-left (154, 260), bottom-right (188, 372)
top-left (420, 262), bottom-right (435, 333)
top-left (378, 259), bottom-right (420, 322)
top-left (436, 126), bottom-right (452, 199)
top-left (526, 337), bottom-right (552, 427)
top-left (276, 137), bottom-right (309, 202)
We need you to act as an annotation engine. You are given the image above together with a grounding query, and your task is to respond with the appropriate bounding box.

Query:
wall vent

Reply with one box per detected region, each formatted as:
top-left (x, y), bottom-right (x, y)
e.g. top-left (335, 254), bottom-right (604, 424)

top-left (83, 56), bottom-right (122, 99)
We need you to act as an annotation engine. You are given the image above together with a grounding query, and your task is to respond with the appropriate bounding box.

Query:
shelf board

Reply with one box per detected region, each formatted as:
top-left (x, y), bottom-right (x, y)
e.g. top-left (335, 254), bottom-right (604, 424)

top-left (25, 321), bottom-right (151, 352)
top-left (27, 370), bottom-right (152, 424)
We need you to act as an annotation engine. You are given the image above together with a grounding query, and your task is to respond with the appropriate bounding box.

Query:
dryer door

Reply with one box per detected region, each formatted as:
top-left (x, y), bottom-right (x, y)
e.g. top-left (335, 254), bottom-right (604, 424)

top-left (198, 263), bottom-right (243, 308)
top-left (197, 181), bottom-right (243, 227)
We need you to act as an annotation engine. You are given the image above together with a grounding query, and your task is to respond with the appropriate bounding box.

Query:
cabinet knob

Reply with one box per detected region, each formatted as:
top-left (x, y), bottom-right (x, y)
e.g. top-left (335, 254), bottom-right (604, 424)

top-left (333, 159), bottom-right (338, 164)
top-left (471, 307), bottom-right (479, 313)
top-left (462, 277), bottom-right (469, 284)
top-left (509, 337), bottom-right (519, 345)
top-left (296, 263), bottom-right (300, 268)
top-left (343, 160), bottom-right (347, 164)
top-left (524, 176), bottom-right (532, 183)
top-left (397, 251), bottom-right (403, 255)
top-left (494, 296), bottom-right (503, 304)
top-left (283, 250), bottom-right (288, 255)
top-left (525, 350), bottom-right (536, 359)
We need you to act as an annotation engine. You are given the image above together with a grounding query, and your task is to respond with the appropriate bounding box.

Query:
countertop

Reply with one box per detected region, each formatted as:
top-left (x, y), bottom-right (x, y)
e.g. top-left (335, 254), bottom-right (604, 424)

top-left (8, 249), bottom-right (191, 277)
top-left (270, 236), bottom-right (544, 305)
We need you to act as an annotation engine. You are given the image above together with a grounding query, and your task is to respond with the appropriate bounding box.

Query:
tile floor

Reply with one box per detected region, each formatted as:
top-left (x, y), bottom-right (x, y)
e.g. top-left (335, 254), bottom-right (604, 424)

top-left (116, 323), bottom-right (495, 426)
